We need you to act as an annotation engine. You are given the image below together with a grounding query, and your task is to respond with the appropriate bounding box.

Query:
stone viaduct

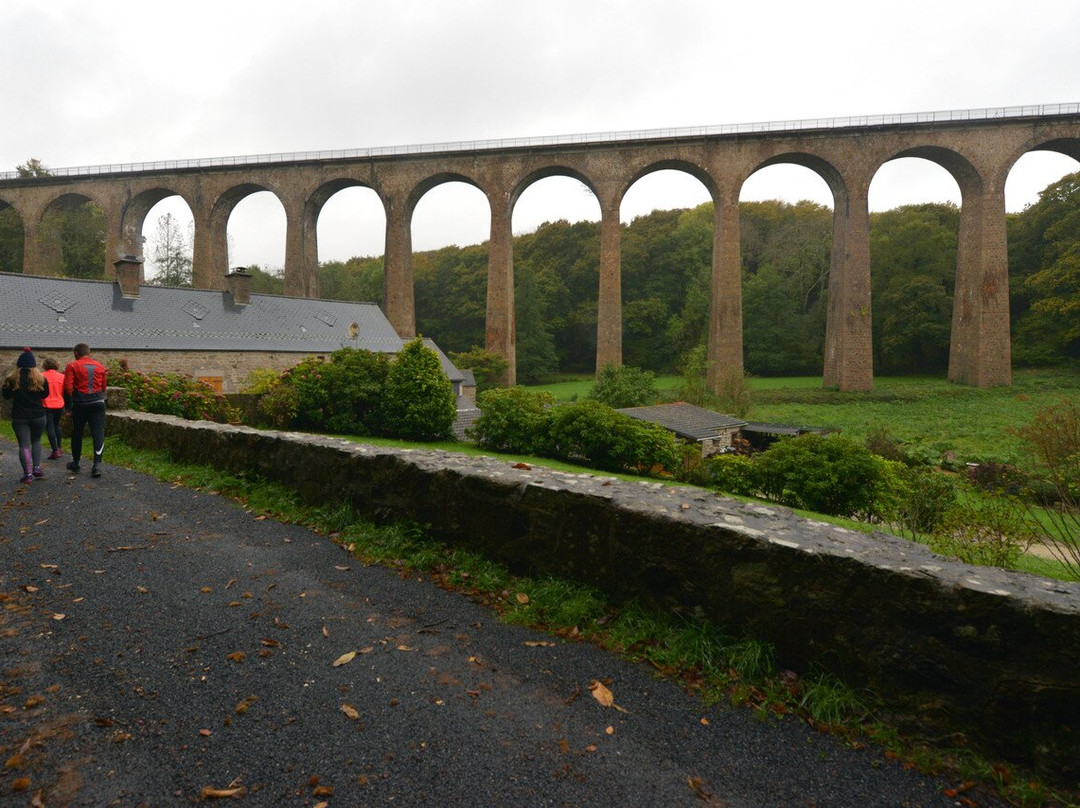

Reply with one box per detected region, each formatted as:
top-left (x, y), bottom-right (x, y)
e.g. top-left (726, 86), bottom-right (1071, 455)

top-left (2, 104), bottom-right (1079, 390)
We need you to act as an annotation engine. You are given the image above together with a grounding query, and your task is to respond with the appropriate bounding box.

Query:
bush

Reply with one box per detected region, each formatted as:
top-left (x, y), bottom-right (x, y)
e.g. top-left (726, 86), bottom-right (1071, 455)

top-left (754, 433), bottom-right (899, 519)
top-left (545, 399), bottom-right (681, 475)
top-left (703, 453), bottom-right (759, 497)
top-left (587, 363), bottom-right (659, 409)
top-left (928, 493), bottom-right (1038, 569)
top-left (448, 346), bottom-right (508, 394)
top-left (260, 348), bottom-right (391, 435)
top-left (469, 387), bottom-right (555, 454)
top-left (377, 337), bottom-right (456, 441)
top-left (892, 466), bottom-right (958, 538)
top-left (110, 361), bottom-right (239, 423)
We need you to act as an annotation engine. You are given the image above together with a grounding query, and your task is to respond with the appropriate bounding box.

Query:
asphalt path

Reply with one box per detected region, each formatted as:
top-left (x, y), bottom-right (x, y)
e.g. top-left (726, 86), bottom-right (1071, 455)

top-left (0, 438), bottom-right (1001, 807)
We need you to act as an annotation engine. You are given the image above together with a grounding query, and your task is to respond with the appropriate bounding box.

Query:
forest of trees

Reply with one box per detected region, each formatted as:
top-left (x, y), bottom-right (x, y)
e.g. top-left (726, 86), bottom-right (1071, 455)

top-left (3, 167), bottom-right (1079, 381)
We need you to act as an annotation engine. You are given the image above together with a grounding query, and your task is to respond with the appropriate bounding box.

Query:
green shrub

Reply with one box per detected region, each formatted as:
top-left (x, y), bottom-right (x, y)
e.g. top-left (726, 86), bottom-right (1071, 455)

top-left (110, 361), bottom-right (240, 423)
top-left (448, 346), bottom-right (508, 394)
top-left (928, 493), bottom-right (1039, 569)
top-left (377, 337), bottom-right (456, 441)
top-left (587, 363), bottom-right (659, 409)
top-left (545, 399), bottom-right (681, 475)
top-left (261, 348), bottom-right (391, 435)
top-left (469, 387), bottom-right (555, 454)
top-left (892, 466), bottom-right (958, 538)
top-left (703, 453), bottom-right (760, 497)
top-left (754, 433), bottom-right (897, 519)
top-left (241, 367), bottom-right (281, 395)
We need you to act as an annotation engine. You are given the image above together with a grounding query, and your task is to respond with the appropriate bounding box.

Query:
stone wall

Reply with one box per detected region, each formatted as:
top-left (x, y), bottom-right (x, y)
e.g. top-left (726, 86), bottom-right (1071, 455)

top-left (1, 349), bottom-right (316, 394)
top-left (106, 410), bottom-right (1080, 788)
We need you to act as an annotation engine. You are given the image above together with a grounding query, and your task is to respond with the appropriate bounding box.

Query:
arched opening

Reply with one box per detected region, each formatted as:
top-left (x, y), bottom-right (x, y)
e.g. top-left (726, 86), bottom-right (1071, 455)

top-left (315, 184), bottom-right (385, 302)
top-left (620, 169), bottom-right (712, 374)
top-left (411, 180), bottom-right (489, 357)
top-left (511, 175), bottom-right (601, 381)
top-left (142, 195), bottom-right (195, 287)
top-left (228, 190), bottom-right (286, 278)
top-left (1005, 146), bottom-right (1080, 367)
top-left (738, 164), bottom-right (834, 378)
top-left (867, 157), bottom-right (963, 376)
top-left (0, 201), bottom-right (25, 274)
top-left (40, 194), bottom-right (106, 279)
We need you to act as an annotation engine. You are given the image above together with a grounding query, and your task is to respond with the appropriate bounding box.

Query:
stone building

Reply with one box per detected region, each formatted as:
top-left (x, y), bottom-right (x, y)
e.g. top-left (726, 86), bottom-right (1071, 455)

top-left (0, 269), bottom-right (472, 406)
top-left (617, 403), bottom-right (748, 458)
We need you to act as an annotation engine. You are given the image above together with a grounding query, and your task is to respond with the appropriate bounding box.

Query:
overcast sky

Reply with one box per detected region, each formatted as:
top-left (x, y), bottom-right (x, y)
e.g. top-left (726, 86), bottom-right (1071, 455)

top-left (3, 0), bottom-right (1079, 275)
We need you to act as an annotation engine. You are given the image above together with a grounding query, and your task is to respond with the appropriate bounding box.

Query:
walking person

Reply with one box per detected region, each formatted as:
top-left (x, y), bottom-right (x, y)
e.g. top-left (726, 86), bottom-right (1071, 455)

top-left (63, 342), bottom-right (107, 478)
top-left (2, 347), bottom-right (49, 484)
top-left (41, 357), bottom-right (66, 459)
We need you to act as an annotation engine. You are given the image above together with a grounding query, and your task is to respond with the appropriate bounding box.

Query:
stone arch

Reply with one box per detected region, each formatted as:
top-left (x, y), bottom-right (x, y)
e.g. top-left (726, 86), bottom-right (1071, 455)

top-left (303, 178), bottom-right (385, 269)
top-left (624, 159), bottom-right (720, 207)
top-left (510, 166), bottom-right (601, 214)
top-left (198, 183), bottom-right (286, 289)
top-left (0, 196), bottom-right (26, 274)
top-left (39, 192), bottom-right (107, 279)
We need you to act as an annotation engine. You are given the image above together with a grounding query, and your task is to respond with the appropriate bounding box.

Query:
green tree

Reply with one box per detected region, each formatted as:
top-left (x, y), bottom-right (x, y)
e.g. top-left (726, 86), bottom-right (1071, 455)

top-left (378, 337), bottom-right (456, 441)
top-left (319, 256), bottom-right (383, 303)
top-left (870, 203), bottom-right (958, 375)
top-left (587, 363), bottom-right (659, 408)
top-left (147, 212), bottom-right (193, 287)
top-left (16, 158), bottom-right (50, 178)
top-left (448, 347), bottom-right (508, 394)
top-left (244, 264), bottom-right (285, 295)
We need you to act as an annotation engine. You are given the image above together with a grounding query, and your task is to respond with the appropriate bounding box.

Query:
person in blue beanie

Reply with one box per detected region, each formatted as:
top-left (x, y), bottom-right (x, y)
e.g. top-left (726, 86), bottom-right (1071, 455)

top-left (2, 347), bottom-right (49, 484)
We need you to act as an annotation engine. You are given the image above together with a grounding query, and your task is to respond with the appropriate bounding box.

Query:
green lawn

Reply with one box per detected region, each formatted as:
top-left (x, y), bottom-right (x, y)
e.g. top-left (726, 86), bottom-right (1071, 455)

top-left (529, 366), bottom-right (1080, 473)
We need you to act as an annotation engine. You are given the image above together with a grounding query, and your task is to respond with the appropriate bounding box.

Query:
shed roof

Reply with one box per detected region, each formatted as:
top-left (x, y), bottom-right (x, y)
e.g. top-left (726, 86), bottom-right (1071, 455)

top-left (0, 272), bottom-right (403, 356)
top-left (617, 402), bottom-right (747, 442)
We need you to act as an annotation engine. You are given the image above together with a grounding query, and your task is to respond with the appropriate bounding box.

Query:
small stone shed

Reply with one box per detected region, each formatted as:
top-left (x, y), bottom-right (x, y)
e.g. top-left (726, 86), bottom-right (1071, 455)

top-left (0, 269), bottom-right (472, 402)
top-left (617, 402), bottom-right (747, 457)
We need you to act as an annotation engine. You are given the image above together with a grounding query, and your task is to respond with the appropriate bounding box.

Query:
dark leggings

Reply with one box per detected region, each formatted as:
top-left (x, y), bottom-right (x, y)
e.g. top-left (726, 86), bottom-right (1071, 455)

top-left (45, 407), bottom-right (63, 451)
top-left (11, 416), bottom-right (45, 474)
top-left (70, 402), bottom-right (106, 465)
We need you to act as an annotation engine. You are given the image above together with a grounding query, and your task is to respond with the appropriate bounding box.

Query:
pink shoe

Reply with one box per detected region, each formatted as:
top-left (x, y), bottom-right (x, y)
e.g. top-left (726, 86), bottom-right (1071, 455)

top-left (48, 449), bottom-right (63, 460)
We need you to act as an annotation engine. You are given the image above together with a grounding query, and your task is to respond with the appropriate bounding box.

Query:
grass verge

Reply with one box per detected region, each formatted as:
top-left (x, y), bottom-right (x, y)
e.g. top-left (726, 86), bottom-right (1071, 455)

top-left (105, 437), bottom-right (1078, 807)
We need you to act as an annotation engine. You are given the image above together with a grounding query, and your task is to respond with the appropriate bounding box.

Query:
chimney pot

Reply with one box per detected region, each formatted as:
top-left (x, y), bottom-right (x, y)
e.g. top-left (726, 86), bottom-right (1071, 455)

top-left (226, 268), bottom-right (252, 306)
top-left (114, 256), bottom-right (144, 299)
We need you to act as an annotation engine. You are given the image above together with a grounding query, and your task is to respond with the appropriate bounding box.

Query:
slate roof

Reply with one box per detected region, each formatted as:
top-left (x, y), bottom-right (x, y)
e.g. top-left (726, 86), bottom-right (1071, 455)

top-left (617, 402), bottom-right (747, 442)
top-left (0, 272), bottom-right (404, 356)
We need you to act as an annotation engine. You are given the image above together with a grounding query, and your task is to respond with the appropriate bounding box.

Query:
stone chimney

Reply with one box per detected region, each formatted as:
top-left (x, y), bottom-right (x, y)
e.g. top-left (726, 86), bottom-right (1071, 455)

top-left (114, 255), bottom-right (143, 299)
top-left (226, 268), bottom-right (252, 306)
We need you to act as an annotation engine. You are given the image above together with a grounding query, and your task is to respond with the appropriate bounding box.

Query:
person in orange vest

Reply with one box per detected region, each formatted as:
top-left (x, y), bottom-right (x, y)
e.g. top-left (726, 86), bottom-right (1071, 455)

top-left (41, 357), bottom-right (66, 459)
top-left (63, 342), bottom-right (107, 478)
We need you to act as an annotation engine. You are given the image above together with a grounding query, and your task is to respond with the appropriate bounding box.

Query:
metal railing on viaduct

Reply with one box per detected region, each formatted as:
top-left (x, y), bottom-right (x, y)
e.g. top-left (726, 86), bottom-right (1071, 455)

top-left (2, 103), bottom-right (1079, 390)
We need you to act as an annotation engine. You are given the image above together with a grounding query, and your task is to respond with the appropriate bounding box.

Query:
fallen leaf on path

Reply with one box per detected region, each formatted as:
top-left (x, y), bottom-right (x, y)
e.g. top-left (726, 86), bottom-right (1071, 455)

top-left (588, 680), bottom-right (614, 707)
top-left (199, 785), bottom-right (246, 799)
top-left (588, 679), bottom-right (629, 713)
top-left (333, 651), bottom-right (356, 667)
top-left (322, 625), bottom-right (329, 637)
top-left (51, 614), bottom-right (65, 621)
top-left (524, 641), bottom-right (555, 647)
top-left (341, 704), bottom-right (359, 720)
top-left (515, 593), bottom-right (530, 604)
top-left (225, 651), bottom-right (246, 663)
top-left (199, 729), bottom-right (212, 736)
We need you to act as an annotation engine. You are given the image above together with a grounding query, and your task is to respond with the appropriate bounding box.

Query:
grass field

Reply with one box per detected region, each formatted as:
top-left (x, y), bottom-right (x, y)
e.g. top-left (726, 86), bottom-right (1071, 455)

top-left (528, 366), bottom-right (1080, 473)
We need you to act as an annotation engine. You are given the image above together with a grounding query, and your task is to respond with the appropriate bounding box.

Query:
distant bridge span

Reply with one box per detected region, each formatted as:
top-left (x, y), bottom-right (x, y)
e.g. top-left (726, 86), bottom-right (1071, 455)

top-left (2, 104), bottom-right (1080, 390)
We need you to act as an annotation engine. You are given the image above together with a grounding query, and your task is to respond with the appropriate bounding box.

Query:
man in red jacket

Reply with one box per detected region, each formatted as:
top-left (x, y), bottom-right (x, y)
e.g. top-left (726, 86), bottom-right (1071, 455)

top-left (63, 342), bottom-right (107, 478)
